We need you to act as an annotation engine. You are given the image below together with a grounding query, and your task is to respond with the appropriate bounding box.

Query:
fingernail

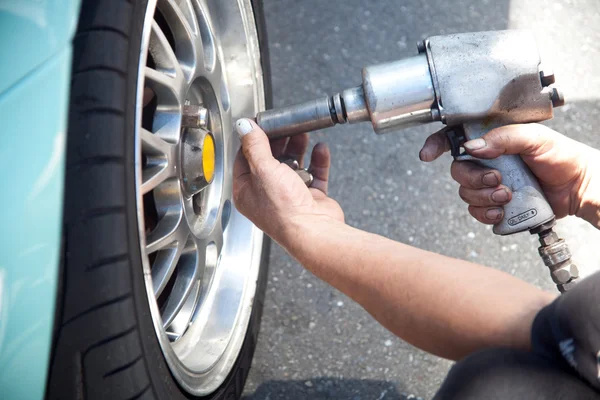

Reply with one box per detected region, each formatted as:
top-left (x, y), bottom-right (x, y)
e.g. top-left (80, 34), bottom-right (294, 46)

top-left (491, 188), bottom-right (510, 203)
top-left (482, 172), bottom-right (499, 186)
top-left (419, 148), bottom-right (433, 162)
top-left (485, 208), bottom-right (503, 221)
top-left (464, 138), bottom-right (486, 151)
top-left (235, 118), bottom-right (253, 137)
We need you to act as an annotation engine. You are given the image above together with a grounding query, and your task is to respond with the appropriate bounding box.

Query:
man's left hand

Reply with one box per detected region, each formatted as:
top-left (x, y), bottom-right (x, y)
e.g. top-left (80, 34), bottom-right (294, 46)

top-left (233, 119), bottom-right (344, 244)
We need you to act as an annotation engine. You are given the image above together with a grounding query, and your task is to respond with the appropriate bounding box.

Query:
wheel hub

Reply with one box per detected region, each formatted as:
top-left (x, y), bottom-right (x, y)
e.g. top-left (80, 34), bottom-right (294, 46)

top-left (180, 118), bottom-right (216, 196)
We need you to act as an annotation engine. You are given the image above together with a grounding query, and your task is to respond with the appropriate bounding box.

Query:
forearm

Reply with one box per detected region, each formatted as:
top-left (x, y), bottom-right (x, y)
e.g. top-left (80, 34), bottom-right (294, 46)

top-left (280, 216), bottom-right (556, 360)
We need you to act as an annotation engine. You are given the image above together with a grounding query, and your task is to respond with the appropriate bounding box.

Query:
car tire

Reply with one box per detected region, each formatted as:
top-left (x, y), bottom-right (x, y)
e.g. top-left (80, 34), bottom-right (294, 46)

top-left (46, 0), bottom-right (271, 399)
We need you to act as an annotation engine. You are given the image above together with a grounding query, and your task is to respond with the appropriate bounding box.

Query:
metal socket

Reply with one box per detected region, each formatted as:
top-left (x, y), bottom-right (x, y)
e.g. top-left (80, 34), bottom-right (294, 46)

top-left (256, 97), bottom-right (337, 139)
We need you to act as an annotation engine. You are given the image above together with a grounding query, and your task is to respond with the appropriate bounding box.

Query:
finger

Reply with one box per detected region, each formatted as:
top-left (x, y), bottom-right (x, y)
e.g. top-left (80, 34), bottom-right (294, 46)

top-left (308, 142), bottom-right (330, 195)
top-left (285, 133), bottom-right (310, 167)
top-left (450, 161), bottom-right (502, 189)
top-left (236, 118), bottom-right (279, 175)
top-left (233, 147), bottom-right (250, 179)
top-left (468, 206), bottom-right (504, 225)
top-left (420, 128), bottom-right (452, 162)
top-left (270, 137), bottom-right (289, 159)
top-left (458, 185), bottom-right (512, 207)
top-left (463, 124), bottom-right (557, 160)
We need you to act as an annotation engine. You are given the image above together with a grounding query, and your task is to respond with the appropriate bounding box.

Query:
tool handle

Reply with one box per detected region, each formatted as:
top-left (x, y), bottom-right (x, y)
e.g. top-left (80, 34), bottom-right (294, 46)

top-left (460, 122), bottom-right (556, 235)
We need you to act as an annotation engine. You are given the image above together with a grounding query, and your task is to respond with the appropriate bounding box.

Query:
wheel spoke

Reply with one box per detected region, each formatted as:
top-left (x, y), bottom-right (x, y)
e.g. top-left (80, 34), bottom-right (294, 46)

top-left (149, 21), bottom-right (184, 80)
top-left (167, 281), bottom-right (201, 338)
top-left (142, 165), bottom-right (171, 195)
top-left (141, 128), bottom-right (176, 194)
top-left (190, 0), bottom-right (216, 74)
top-left (161, 0), bottom-right (199, 37)
top-left (194, 238), bottom-right (218, 309)
top-left (175, 0), bottom-right (199, 36)
top-left (146, 210), bottom-right (185, 254)
top-left (161, 240), bottom-right (203, 329)
top-left (141, 127), bottom-right (173, 155)
top-left (204, 57), bottom-right (223, 94)
top-left (144, 67), bottom-right (184, 109)
top-left (208, 226), bottom-right (224, 256)
top-left (152, 233), bottom-right (188, 297)
top-left (157, 0), bottom-right (201, 81)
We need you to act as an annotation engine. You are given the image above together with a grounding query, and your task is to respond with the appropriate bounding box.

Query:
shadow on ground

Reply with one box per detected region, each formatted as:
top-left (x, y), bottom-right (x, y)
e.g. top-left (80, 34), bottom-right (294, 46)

top-left (243, 377), bottom-right (424, 400)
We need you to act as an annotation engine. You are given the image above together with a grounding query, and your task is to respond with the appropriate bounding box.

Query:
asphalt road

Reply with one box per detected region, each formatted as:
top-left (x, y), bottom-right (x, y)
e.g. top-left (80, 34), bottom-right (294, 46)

top-left (243, 1), bottom-right (600, 399)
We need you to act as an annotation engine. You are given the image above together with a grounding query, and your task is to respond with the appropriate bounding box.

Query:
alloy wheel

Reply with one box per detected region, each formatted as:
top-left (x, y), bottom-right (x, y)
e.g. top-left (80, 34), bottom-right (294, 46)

top-left (134, 0), bottom-right (265, 395)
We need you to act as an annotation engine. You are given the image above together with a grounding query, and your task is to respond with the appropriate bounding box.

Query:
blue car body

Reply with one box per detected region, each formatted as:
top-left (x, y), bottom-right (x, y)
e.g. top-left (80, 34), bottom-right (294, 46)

top-left (0, 1), bottom-right (82, 398)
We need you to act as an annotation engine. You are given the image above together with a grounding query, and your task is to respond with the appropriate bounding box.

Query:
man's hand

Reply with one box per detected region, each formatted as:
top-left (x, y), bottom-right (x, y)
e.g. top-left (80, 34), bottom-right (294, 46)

top-left (233, 119), bottom-right (344, 244)
top-left (420, 124), bottom-right (600, 227)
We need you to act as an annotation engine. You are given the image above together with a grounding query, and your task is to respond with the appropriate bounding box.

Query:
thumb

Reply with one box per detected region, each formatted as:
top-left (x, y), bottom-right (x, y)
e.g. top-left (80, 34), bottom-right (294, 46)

top-left (463, 123), bottom-right (556, 159)
top-left (235, 118), bottom-right (277, 173)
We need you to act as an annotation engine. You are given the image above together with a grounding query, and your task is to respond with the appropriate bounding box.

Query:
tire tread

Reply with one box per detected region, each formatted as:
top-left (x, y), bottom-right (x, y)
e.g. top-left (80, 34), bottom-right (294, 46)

top-left (47, 1), bottom-right (152, 398)
top-left (62, 293), bottom-right (132, 327)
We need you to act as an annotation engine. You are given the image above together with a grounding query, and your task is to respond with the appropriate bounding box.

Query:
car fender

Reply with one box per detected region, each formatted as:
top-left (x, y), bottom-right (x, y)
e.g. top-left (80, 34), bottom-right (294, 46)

top-left (0, 1), bottom-right (81, 399)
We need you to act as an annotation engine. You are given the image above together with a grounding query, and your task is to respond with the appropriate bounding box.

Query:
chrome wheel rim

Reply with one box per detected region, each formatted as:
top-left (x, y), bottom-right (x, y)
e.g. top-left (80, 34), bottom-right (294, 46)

top-left (134, 0), bottom-right (265, 395)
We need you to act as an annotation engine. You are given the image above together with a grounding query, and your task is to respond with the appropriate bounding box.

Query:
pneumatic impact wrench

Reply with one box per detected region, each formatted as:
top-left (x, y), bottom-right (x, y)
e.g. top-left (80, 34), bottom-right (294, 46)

top-left (255, 30), bottom-right (577, 293)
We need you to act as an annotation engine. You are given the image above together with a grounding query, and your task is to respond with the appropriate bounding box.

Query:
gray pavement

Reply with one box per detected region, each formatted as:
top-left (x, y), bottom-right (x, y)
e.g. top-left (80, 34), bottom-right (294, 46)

top-left (243, 1), bottom-right (600, 398)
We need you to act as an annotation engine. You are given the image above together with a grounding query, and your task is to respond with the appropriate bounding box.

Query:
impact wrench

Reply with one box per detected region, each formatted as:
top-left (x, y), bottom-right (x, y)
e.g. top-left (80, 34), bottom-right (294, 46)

top-left (254, 30), bottom-right (577, 293)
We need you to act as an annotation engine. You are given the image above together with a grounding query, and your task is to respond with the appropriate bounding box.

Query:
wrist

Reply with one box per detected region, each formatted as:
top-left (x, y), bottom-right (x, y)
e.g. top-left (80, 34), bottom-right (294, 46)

top-left (276, 214), bottom-right (346, 260)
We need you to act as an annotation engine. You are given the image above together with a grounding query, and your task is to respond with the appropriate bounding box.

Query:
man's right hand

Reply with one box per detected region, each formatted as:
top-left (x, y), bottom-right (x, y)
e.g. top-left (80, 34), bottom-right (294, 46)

top-left (419, 123), bottom-right (600, 228)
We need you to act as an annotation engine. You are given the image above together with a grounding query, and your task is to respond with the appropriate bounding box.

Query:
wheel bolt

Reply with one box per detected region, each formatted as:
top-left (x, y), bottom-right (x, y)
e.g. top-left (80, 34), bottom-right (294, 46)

top-left (182, 104), bottom-right (209, 129)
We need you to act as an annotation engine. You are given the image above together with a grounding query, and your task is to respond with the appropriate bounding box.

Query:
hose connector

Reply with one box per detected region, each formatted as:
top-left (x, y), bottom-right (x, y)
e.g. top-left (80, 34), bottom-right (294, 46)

top-left (537, 229), bottom-right (579, 293)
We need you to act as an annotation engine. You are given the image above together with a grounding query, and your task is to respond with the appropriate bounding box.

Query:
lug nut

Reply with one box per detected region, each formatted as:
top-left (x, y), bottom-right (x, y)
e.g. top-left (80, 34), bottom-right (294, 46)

top-left (551, 88), bottom-right (565, 108)
top-left (182, 104), bottom-right (209, 129)
top-left (277, 156), bottom-right (300, 170)
top-left (296, 169), bottom-right (314, 187)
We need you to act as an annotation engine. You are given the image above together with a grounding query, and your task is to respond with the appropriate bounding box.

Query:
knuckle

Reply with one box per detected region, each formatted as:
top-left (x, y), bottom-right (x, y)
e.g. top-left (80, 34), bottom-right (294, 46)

top-left (256, 164), bottom-right (272, 177)
top-left (485, 130), bottom-right (510, 154)
top-left (450, 161), bottom-right (460, 178)
top-left (458, 187), bottom-right (470, 203)
top-left (468, 170), bottom-right (483, 188)
top-left (451, 162), bottom-right (468, 183)
top-left (468, 207), bottom-right (483, 222)
top-left (243, 139), bottom-right (266, 161)
top-left (453, 162), bottom-right (484, 188)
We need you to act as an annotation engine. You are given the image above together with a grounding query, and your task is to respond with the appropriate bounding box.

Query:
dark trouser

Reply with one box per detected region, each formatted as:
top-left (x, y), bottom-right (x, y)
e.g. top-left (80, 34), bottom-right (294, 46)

top-left (435, 269), bottom-right (600, 399)
top-left (434, 348), bottom-right (600, 399)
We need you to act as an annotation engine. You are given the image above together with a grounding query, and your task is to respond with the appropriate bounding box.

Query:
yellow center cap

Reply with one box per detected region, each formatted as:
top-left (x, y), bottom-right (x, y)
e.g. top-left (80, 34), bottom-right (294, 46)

top-left (202, 133), bottom-right (215, 184)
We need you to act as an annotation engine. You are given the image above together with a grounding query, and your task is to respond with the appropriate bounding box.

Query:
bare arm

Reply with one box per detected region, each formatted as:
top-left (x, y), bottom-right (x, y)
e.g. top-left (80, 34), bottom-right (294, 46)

top-left (283, 215), bottom-right (555, 360)
top-left (233, 119), bottom-right (557, 361)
